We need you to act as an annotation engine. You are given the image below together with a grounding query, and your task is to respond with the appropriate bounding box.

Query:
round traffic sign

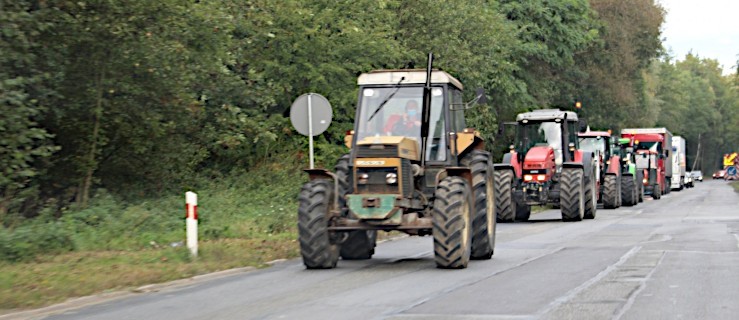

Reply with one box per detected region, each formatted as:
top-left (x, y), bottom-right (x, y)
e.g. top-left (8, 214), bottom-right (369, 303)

top-left (290, 93), bottom-right (332, 136)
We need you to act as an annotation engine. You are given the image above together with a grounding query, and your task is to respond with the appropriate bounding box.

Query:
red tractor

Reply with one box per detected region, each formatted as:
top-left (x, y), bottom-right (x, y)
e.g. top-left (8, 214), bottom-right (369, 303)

top-left (578, 130), bottom-right (622, 209)
top-left (635, 149), bottom-right (663, 199)
top-left (494, 109), bottom-right (597, 222)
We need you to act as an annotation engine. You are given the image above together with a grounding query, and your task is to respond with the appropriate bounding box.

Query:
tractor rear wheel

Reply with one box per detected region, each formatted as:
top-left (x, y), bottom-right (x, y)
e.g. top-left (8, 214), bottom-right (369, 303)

top-left (583, 176), bottom-right (597, 219)
top-left (461, 150), bottom-right (496, 260)
top-left (334, 154), bottom-right (352, 213)
top-left (560, 168), bottom-right (585, 222)
top-left (602, 175), bottom-right (619, 209)
top-left (334, 154), bottom-right (377, 260)
top-left (494, 170), bottom-right (517, 223)
top-left (652, 183), bottom-right (662, 199)
top-left (340, 230), bottom-right (376, 260)
top-left (621, 175), bottom-right (636, 206)
top-left (516, 204), bottom-right (531, 221)
top-left (636, 171), bottom-right (644, 202)
top-left (433, 176), bottom-right (473, 269)
top-left (298, 180), bottom-right (339, 269)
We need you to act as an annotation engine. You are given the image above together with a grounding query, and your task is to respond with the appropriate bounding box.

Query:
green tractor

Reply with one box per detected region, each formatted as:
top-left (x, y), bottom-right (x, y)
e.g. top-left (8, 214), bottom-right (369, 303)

top-left (616, 137), bottom-right (644, 205)
top-left (298, 56), bottom-right (496, 269)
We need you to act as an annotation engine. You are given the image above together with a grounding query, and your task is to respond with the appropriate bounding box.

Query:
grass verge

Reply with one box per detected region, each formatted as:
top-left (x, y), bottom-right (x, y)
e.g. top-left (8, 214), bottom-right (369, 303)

top-left (0, 157), bottom-right (311, 313)
top-left (731, 180), bottom-right (739, 193)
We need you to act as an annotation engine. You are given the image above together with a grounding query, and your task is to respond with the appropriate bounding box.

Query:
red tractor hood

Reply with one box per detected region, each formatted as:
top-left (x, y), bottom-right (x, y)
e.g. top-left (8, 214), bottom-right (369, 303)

top-left (524, 146), bottom-right (555, 170)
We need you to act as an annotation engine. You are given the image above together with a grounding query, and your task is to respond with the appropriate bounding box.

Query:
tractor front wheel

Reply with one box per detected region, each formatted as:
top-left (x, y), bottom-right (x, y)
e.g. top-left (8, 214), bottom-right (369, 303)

top-left (603, 175), bottom-right (619, 209)
top-left (621, 175), bottom-right (636, 206)
top-left (298, 180), bottom-right (340, 269)
top-left (433, 176), bottom-right (473, 269)
top-left (652, 183), bottom-right (662, 199)
top-left (560, 168), bottom-right (585, 222)
top-left (462, 150), bottom-right (496, 260)
top-left (494, 170), bottom-right (517, 223)
top-left (583, 175), bottom-right (597, 219)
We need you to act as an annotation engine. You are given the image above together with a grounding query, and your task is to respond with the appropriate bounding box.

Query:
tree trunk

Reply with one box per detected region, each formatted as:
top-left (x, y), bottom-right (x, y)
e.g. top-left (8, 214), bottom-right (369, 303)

top-left (76, 67), bottom-right (105, 208)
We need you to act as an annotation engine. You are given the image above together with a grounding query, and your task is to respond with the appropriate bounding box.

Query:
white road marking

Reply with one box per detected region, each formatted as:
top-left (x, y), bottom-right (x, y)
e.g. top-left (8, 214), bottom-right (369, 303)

top-left (614, 250), bottom-right (667, 320)
top-left (537, 246), bottom-right (642, 316)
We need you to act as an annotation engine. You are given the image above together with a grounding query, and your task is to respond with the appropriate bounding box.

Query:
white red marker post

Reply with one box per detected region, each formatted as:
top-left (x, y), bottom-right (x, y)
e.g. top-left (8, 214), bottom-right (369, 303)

top-left (185, 191), bottom-right (198, 257)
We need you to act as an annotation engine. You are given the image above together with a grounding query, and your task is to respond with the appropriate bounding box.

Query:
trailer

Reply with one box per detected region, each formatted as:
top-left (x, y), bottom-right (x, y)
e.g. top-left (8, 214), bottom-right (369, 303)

top-left (671, 136), bottom-right (687, 190)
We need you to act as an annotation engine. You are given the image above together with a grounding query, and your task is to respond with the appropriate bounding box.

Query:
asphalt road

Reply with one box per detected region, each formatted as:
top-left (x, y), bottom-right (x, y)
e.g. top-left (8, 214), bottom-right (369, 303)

top-left (43, 180), bottom-right (739, 320)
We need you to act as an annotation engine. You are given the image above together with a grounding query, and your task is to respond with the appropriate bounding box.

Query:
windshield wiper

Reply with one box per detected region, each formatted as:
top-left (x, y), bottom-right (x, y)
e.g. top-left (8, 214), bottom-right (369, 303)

top-left (367, 76), bottom-right (405, 122)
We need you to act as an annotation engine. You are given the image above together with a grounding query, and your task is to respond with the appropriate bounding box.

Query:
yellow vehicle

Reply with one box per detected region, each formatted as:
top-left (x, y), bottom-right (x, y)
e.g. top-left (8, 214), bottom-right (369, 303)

top-left (298, 59), bottom-right (496, 269)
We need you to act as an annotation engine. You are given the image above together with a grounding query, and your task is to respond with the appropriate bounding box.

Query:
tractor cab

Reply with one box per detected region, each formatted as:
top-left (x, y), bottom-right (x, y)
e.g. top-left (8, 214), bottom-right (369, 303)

top-left (349, 70), bottom-right (480, 199)
top-left (513, 109), bottom-right (581, 178)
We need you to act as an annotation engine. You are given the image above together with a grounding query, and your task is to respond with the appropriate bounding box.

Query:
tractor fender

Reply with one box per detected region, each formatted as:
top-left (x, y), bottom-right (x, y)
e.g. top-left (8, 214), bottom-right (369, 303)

top-left (564, 152), bottom-right (595, 179)
top-left (606, 155), bottom-right (621, 175)
top-left (497, 152), bottom-right (522, 178)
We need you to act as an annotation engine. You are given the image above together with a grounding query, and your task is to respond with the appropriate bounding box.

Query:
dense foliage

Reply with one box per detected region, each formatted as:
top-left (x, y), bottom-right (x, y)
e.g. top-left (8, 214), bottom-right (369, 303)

top-left (1, 0), bottom-right (738, 260)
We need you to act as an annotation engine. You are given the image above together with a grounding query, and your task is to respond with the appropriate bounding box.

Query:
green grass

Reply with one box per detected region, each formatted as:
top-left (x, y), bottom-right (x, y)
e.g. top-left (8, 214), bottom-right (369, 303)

top-left (731, 181), bottom-right (739, 193)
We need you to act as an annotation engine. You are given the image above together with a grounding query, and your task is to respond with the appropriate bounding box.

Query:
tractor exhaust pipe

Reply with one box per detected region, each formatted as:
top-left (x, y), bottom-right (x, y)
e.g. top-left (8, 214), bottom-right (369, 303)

top-left (420, 52), bottom-right (433, 168)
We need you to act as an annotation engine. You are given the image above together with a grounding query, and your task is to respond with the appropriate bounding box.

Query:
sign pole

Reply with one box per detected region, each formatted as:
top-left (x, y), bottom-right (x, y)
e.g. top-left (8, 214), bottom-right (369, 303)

top-left (308, 93), bottom-right (314, 169)
top-left (185, 191), bottom-right (198, 258)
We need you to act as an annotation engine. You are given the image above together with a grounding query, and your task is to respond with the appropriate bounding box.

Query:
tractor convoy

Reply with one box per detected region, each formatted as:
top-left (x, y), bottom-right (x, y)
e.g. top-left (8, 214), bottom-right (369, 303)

top-left (295, 61), bottom-right (695, 269)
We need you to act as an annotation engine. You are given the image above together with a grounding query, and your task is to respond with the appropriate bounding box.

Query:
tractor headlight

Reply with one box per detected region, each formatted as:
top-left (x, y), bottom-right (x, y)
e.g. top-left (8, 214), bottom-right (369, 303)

top-left (385, 173), bottom-right (398, 184)
top-left (358, 173), bottom-right (370, 184)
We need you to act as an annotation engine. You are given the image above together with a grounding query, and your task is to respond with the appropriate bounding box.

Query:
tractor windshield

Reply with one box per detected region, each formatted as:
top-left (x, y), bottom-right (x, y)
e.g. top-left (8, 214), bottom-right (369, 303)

top-left (355, 86), bottom-right (446, 161)
top-left (518, 121), bottom-right (563, 165)
top-left (579, 137), bottom-right (606, 155)
top-left (635, 153), bottom-right (657, 169)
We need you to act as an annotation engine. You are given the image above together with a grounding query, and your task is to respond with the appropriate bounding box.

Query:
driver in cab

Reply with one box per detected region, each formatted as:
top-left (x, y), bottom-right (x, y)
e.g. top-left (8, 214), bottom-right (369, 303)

top-left (388, 100), bottom-right (422, 137)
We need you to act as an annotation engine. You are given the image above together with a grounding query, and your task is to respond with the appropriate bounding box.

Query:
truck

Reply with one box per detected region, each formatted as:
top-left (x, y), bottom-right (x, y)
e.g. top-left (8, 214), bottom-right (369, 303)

top-left (671, 136), bottom-right (687, 190)
top-left (621, 128), bottom-right (673, 197)
top-left (297, 59), bottom-right (496, 269)
top-left (494, 109), bottom-right (597, 222)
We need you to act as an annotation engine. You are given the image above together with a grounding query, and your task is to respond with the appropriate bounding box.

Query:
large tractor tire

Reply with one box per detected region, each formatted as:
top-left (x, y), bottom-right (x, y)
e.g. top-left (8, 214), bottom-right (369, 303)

top-left (433, 176), bottom-right (473, 269)
top-left (636, 171), bottom-right (644, 203)
top-left (494, 170), bottom-right (517, 223)
top-left (652, 183), bottom-right (662, 200)
top-left (335, 155), bottom-right (377, 260)
top-left (560, 168), bottom-right (585, 222)
top-left (298, 180), bottom-right (340, 269)
top-left (583, 176), bottom-right (597, 219)
top-left (461, 150), bottom-right (496, 260)
top-left (620, 174), bottom-right (636, 206)
top-left (602, 175), bottom-right (620, 209)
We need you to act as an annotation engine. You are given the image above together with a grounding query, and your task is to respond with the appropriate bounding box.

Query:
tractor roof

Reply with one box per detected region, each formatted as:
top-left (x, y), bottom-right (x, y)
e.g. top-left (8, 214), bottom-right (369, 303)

top-left (516, 109), bottom-right (578, 122)
top-left (357, 70), bottom-right (463, 90)
top-left (578, 131), bottom-right (611, 137)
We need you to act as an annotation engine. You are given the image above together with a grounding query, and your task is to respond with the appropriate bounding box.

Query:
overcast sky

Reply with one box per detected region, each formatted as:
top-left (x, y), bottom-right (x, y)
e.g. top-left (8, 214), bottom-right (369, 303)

top-left (659, 0), bottom-right (739, 74)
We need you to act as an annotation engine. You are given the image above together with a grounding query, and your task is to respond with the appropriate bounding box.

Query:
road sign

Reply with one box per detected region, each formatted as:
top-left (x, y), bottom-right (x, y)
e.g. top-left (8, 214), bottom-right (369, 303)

top-left (290, 93), bottom-right (332, 136)
top-left (290, 93), bottom-right (333, 169)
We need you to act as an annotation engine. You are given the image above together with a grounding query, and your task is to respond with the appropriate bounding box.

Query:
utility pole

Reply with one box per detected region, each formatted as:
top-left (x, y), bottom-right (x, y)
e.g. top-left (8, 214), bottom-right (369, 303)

top-left (690, 133), bottom-right (701, 172)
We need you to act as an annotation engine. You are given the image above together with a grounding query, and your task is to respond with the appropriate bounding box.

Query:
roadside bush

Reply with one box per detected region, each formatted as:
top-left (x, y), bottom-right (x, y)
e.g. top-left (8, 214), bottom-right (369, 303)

top-left (0, 222), bottom-right (74, 262)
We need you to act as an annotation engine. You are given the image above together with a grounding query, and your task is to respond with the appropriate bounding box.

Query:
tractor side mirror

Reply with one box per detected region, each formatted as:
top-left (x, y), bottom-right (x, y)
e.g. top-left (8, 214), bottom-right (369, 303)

top-left (456, 88), bottom-right (487, 110)
top-left (578, 120), bottom-right (587, 133)
top-left (475, 87), bottom-right (487, 105)
top-left (642, 154), bottom-right (647, 158)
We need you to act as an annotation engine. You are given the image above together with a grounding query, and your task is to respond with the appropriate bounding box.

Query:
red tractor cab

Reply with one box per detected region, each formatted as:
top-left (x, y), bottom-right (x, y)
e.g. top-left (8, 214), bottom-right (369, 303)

top-left (494, 109), bottom-right (597, 222)
top-left (578, 130), bottom-right (622, 209)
